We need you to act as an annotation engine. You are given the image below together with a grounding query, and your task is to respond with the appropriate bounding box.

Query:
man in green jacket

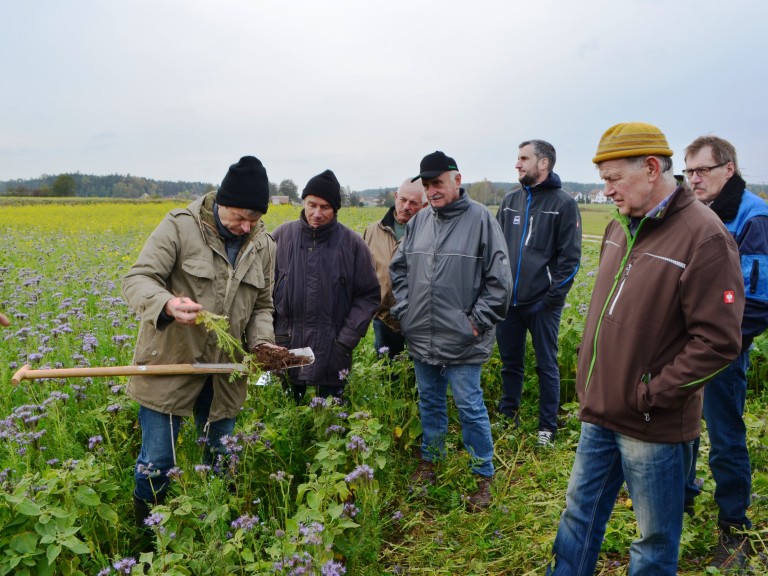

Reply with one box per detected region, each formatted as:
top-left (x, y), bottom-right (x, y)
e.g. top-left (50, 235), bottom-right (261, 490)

top-left (123, 156), bottom-right (279, 530)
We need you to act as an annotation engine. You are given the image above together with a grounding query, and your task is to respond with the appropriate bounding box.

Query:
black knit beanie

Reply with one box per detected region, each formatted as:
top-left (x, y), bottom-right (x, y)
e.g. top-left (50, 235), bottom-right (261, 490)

top-left (216, 156), bottom-right (270, 214)
top-left (302, 169), bottom-right (341, 211)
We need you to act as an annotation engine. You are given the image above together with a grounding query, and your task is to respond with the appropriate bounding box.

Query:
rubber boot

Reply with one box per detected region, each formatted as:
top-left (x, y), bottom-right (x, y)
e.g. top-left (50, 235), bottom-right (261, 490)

top-left (133, 492), bottom-right (159, 553)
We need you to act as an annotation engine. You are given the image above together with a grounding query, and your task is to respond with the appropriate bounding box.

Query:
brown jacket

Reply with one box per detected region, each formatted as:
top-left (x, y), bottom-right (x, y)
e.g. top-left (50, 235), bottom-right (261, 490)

top-left (363, 206), bottom-right (401, 331)
top-left (123, 192), bottom-right (275, 420)
top-left (577, 186), bottom-right (744, 443)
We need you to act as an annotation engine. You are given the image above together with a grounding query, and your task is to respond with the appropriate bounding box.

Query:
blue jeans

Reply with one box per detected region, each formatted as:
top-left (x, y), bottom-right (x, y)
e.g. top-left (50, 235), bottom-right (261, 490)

top-left (134, 379), bottom-right (236, 502)
top-left (495, 301), bottom-right (562, 432)
top-left (685, 349), bottom-right (752, 529)
top-left (413, 360), bottom-right (494, 477)
top-left (548, 422), bottom-right (685, 576)
top-left (373, 318), bottom-right (406, 360)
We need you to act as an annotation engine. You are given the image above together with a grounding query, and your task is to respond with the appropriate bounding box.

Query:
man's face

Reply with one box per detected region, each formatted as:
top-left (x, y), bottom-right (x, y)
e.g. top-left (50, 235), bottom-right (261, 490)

top-left (303, 194), bottom-right (335, 228)
top-left (393, 186), bottom-right (427, 224)
top-left (599, 158), bottom-right (656, 217)
top-left (685, 145), bottom-right (735, 204)
top-left (422, 171), bottom-right (461, 209)
top-left (218, 205), bottom-right (262, 236)
top-left (516, 144), bottom-right (547, 187)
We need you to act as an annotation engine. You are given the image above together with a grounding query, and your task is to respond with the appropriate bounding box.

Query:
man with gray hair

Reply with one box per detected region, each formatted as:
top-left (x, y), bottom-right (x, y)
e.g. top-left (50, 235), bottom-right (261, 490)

top-left (683, 135), bottom-right (768, 569)
top-left (390, 151), bottom-right (511, 511)
top-left (363, 178), bottom-right (427, 359)
top-left (495, 140), bottom-right (581, 446)
top-left (547, 123), bottom-right (744, 575)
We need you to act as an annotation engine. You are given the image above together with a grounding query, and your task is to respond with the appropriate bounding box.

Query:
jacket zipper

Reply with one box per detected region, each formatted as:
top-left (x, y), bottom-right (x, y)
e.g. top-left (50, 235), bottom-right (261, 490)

top-left (584, 215), bottom-right (639, 392)
top-left (525, 215), bottom-right (534, 246)
top-left (513, 191), bottom-right (532, 306)
top-left (608, 263), bottom-right (632, 315)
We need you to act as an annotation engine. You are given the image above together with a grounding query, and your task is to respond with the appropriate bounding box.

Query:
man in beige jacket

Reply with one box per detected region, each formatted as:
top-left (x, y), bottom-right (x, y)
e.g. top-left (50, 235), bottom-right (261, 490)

top-left (123, 155), bottom-right (279, 532)
top-left (363, 178), bottom-right (426, 359)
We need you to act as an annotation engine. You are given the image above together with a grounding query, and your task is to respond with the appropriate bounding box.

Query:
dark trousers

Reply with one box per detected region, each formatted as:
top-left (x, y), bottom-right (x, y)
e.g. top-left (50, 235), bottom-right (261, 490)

top-left (372, 318), bottom-right (406, 359)
top-left (684, 349), bottom-right (752, 529)
top-left (495, 300), bottom-right (563, 432)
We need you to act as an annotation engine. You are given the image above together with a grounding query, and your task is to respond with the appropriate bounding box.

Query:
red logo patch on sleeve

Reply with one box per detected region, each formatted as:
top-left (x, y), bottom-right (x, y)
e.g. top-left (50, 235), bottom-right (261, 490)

top-left (724, 290), bottom-right (735, 304)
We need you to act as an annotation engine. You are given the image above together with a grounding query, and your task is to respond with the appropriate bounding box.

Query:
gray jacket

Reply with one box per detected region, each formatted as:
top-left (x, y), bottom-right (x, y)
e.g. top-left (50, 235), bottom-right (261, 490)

top-left (390, 190), bottom-right (512, 365)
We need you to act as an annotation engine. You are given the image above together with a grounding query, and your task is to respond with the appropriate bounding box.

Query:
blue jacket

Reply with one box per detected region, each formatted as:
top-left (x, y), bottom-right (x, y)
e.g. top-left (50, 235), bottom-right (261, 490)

top-left (709, 175), bottom-right (768, 347)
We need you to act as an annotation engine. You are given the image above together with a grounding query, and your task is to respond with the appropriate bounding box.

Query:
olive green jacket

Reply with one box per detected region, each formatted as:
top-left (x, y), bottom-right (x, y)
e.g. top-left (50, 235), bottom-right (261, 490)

top-left (122, 192), bottom-right (275, 420)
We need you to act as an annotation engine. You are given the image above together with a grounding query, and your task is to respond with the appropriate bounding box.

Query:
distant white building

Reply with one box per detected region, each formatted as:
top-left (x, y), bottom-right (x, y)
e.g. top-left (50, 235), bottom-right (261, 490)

top-left (589, 189), bottom-right (609, 204)
top-left (271, 195), bottom-right (291, 205)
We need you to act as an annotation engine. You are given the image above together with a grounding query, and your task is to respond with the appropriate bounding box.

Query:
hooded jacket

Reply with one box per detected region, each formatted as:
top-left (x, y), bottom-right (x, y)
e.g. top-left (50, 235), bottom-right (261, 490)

top-left (577, 185), bottom-right (744, 443)
top-left (363, 205), bottom-right (402, 330)
top-left (123, 192), bottom-right (276, 420)
top-left (272, 212), bottom-right (379, 386)
top-left (496, 172), bottom-right (582, 308)
top-left (390, 190), bottom-right (512, 365)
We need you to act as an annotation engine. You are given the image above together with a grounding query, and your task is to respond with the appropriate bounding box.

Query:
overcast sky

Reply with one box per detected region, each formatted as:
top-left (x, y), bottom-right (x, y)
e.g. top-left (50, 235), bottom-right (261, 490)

top-left (2, 0), bottom-right (766, 190)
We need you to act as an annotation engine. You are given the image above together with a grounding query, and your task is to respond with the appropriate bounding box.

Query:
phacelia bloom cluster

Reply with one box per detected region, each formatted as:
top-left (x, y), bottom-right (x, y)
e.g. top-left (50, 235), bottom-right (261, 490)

top-left (341, 501), bottom-right (360, 518)
top-left (144, 512), bottom-right (164, 527)
top-left (112, 557), bottom-right (137, 574)
top-left (270, 470), bottom-right (289, 482)
top-left (325, 424), bottom-right (345, 436)
top-left (299, 521), bottom-right (325, 545)
top-left (344, 464), bottom-right (374, 485)
top-left (88, 435), bottom-right (103, 450)
top-left (321, 560), bottom-right (347, 576)
top-left (230, 513), bottom-right (260, 532)
top-left (346, 435), bottom-right (368, 453)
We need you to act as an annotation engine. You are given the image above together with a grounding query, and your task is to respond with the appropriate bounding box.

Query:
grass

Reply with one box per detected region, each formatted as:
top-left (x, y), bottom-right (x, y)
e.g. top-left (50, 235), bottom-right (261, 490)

top-left (0, 201), bottom-right (766, 575)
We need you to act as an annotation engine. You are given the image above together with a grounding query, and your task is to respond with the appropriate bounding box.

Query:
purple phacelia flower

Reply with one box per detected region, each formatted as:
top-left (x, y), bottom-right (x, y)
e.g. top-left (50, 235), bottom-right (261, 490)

top-left (230, 513), bottom-right (260, 532)
top-left (346, 435), bottom-right (368, 453)
top-left (344, 464), bottom-right (374, 485)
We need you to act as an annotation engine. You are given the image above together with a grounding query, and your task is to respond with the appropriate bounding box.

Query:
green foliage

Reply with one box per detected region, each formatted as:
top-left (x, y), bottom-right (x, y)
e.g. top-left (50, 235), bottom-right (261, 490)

top-left (1, 204), bottom-right (767, 574)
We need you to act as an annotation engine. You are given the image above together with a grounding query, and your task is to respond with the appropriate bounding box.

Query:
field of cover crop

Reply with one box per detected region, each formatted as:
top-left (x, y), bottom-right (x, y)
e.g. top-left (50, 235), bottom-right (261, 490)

top-left (1, 199), bottom-right (767, 575)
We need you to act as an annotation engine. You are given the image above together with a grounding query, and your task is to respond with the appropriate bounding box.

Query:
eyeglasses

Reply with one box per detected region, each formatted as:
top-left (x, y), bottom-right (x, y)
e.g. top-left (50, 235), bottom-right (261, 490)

top-left (682, 162), bottom-right (727, 179)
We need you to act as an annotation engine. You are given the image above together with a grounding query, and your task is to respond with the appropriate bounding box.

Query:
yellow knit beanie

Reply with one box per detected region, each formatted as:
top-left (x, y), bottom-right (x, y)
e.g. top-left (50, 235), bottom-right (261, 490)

top-left (593, 122), bottom-right (673, 164)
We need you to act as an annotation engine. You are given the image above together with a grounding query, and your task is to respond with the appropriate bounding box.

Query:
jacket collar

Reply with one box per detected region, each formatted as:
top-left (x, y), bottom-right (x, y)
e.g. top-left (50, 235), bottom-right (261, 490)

top-left (300, 209), bottom-right (338, 239)
top-left (197, 191), bottom-right (265, 248)
top-left (432, 188), bottom-right (471, 219)
top-left (525, 171), bottom-right (563, 192)
top-left (614, 184), bottom-right (695, 232)
top-left (709, 175), bottom-right (746, 224)
top-left (381, 205), bottom-right (397, 228)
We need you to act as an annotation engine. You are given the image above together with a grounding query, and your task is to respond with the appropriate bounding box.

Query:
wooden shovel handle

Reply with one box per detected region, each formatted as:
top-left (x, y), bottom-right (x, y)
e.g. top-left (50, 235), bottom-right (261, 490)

top-left (11, 363), bottom-right (244, 386)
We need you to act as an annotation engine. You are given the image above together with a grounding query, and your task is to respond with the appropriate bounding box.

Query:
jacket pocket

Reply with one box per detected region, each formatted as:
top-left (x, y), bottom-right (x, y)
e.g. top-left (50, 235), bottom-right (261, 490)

top-left (749, 258), bottom-right (759, 294)
top-left (240, 264), bottom-right (265, 290)
top-left (181, 257), bottom-right (215, 280)
top-left (635, 371), bottom-right (652, 418)
top-left (134, 328), bottom-right (160, 365)
top-left (326, 340), bottom-right (352, 382)
top-left (273, 273), bottom-right (290, 317)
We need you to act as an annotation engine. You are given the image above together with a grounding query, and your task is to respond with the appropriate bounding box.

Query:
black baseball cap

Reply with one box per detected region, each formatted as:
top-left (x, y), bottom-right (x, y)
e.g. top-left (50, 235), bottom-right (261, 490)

top-left (411, 151), bottom-right (459, 182)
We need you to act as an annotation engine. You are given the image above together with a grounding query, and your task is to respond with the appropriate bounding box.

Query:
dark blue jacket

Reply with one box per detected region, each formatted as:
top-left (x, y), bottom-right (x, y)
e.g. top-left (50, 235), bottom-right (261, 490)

top-left (272, 212), bottom-right (379, 385)
top-left (496, 172), bottom-right (582, 308)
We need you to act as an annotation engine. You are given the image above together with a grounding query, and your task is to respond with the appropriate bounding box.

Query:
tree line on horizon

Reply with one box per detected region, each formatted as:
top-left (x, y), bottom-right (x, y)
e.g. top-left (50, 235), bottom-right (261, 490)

top-left (1, 172), bottom-right (765, 206)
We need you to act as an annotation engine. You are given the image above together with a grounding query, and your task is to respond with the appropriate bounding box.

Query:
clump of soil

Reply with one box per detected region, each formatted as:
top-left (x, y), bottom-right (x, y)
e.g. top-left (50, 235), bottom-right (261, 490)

top-left (251, 347), bottom-right (312, 371)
